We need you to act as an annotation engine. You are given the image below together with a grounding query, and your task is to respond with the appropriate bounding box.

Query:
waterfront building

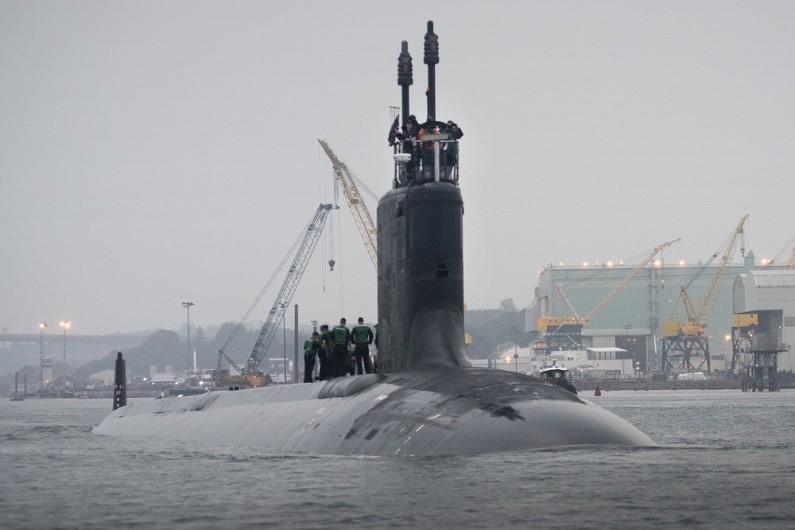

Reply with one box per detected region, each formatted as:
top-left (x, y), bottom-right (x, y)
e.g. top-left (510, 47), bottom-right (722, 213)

top-left (527, 252), bottom-right (794, 374)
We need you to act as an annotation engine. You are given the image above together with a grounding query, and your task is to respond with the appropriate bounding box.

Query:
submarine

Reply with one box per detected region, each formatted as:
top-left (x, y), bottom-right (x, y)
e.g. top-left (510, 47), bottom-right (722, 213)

top-left (94, 21), bottom-right (655, 455)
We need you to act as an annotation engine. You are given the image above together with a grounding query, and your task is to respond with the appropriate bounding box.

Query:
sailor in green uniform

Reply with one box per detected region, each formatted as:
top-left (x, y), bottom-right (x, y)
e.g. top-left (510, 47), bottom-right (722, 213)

top-left (303, 331), bottom-right (320, 383)
top-left (351, 317), bottom-right (374, 374)
top-left (318, 324), bottom-right (332, 380)
top-left (331, 318), bottom-right (351, 377)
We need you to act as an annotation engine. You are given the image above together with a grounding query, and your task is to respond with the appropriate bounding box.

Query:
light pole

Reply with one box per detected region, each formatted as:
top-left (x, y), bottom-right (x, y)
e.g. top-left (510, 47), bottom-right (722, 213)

top-left (514, 325), bottom-right (519, 373)
top-left (39, 322), bottom-right (47, 391)
top-left (59, 320), bottom-right (71, 381)
top-left (182, 302), bottom-right (194, 374)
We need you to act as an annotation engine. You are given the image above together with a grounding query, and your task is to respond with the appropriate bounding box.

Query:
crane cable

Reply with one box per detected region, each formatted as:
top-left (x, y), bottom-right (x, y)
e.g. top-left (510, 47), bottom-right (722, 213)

top-left (763, 234), bottom-right (795, 269)
top-left (218, 214), bottom-right (319, 354)
top-left (556, 243), bottom-right (673, 292)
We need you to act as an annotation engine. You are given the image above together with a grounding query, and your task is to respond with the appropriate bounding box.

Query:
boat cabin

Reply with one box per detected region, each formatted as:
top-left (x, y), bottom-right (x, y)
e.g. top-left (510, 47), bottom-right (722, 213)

top-left (539, 361), bottom-right (578, 394)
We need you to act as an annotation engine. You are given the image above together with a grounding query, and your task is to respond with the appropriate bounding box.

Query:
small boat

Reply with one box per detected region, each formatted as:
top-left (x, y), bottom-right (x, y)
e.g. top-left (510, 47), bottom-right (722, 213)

top-left (540, 361), bottom-right (578, 395)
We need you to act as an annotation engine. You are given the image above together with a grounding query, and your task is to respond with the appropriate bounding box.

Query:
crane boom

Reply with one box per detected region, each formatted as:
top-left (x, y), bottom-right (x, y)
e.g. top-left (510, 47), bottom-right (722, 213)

top-left (538, 238), bottom-right (679, 342)
top-left (555, 282), bottom-right (581, 321)
top-left (245, 203), bottom-right (335, 374)
top-left (663, 214), bottom-right (749, 337)
top-left (581, 238), bottom-right (681, 323)
top-left (317, 138), bottom-right (378, 269)
top-left (692, 213), bottom-right (748, 327)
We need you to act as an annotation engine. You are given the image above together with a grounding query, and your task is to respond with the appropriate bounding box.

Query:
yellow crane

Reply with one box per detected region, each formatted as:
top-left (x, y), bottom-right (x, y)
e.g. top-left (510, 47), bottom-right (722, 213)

top-left (661, 214), bottom-right (748, 373)
top-left (662, 214), bottom-right (749, 338)
top-left (317, 138), bottom-right (378, 269)
top-left (761, 235), bottom-right (795, 270)
top-left (538, 238), bottom-right (680, 333)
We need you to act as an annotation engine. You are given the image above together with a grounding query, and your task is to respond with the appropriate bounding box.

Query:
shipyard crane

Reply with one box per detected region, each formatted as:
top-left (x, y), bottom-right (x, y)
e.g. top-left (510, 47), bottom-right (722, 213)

top-left (663, 214), bottom-right (748, 337)
top-left (538, 238), bottom-right (680, 350)
top-left (761, 235), bottom-right (795, 270)
top-left (661, 214), bottom-right (749, 373)
top-left (215, 203), bottom-right (335, 386)
top-left (317, 138), bottom-right (378, 269)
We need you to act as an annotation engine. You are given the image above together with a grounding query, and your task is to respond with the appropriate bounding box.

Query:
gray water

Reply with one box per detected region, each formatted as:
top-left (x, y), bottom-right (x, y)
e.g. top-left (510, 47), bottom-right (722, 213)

top-left (1, 390), bottom-right (794, 529)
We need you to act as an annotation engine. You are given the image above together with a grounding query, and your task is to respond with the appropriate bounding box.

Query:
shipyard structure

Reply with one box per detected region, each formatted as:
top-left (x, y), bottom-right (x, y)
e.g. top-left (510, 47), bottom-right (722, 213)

top-left (527, 248), bottom-right (795, 388)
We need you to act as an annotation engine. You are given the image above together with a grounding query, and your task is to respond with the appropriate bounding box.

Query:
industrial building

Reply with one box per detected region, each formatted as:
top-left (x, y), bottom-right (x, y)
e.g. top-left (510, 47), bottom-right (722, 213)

top-left (732, 270), bottom-right (795, 389)
top-left (527, 251), bottom-right (795, 377)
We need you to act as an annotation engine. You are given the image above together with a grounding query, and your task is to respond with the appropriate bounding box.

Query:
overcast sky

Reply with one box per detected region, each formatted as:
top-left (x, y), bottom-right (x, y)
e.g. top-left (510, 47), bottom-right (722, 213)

top-left (2, 1), bottom-right (794, 335)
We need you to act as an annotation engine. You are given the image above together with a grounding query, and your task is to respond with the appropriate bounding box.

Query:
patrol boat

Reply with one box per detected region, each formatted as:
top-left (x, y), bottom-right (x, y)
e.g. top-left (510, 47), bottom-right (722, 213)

top-left (94, 21), bottom-right (654, 456)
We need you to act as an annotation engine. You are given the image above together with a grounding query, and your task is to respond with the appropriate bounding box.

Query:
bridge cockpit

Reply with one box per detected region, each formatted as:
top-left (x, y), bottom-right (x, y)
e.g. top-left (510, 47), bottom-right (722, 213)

top-left (390, 117), bottom-right (462, 188)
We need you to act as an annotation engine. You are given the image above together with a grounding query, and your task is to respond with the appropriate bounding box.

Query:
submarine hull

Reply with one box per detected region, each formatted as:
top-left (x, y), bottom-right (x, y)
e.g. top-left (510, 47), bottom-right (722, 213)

top-left (94, 21), bottom-right (656, 455)
top-left (94, 368), bottom-right (653, 455)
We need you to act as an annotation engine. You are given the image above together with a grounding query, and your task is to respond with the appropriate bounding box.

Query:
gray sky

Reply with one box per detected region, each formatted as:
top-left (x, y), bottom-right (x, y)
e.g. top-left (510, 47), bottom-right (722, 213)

top-left (2, 1), bottom-right (794, 335)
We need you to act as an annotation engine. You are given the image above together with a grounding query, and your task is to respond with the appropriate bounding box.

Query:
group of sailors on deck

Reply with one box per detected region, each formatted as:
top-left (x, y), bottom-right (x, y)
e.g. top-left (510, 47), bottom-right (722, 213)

top-left (303, 317), bottom-right (376, 382)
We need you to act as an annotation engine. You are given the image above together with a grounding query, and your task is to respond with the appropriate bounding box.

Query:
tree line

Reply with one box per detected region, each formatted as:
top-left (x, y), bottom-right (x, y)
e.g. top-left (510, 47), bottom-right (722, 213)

top-left (1, 300), bottom-right (531, 391)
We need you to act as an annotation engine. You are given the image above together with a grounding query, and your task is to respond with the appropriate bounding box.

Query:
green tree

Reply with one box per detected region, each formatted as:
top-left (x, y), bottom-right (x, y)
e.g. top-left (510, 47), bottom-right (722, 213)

top-left (466, 303), bottom-right (530, 358)
top-left (500, 298), bottom-right (517, 312)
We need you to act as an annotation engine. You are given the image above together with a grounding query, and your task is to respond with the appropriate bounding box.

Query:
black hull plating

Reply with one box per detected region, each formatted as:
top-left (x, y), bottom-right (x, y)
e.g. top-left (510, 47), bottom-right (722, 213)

top-left (377, 182), bottom-right (469, 372)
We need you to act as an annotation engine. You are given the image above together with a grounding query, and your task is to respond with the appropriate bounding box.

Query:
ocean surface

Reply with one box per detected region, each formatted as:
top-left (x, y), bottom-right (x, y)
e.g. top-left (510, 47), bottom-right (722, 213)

top-left (2, 389), bottom-right (794, 530)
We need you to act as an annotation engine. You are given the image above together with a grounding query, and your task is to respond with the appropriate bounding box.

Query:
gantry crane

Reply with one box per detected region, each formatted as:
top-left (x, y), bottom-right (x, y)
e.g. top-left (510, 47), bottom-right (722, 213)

top-left (215, 203), bottom-right (335, 386)
top-left (538, 238), bottom-right (680, 350)
top-left (317, 138), bottom-right (378, 269)
top-left (661, 214), bottom-right (749, 373)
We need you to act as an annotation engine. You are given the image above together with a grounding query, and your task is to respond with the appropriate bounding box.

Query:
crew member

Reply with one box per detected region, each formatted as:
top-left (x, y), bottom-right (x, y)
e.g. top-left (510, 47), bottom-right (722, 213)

top-left (318, 324), bottom-right (332, 380)
top-left (351, 317), bottom-right (374, 374)
top-left (401, 115), bottom-right (420, 182)
top-left (303, 331), bottom-right (320, 383)
top-left (445, 120), bottom-right (463, 180)
top-left (345, 344), bottom-right (357, 376)
top-left (331, 318), bottom-right (351, 377)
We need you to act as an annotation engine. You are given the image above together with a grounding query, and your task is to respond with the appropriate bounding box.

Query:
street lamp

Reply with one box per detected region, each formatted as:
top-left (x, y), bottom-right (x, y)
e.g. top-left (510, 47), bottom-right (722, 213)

top-left (39, 322), bottom-right (47, 391)
top-left (59, 320), bottom-right (71, 381)
top-left (514, 325), bottom-right (519, 372)
top-left (181, 302), bottom-right (194, 373)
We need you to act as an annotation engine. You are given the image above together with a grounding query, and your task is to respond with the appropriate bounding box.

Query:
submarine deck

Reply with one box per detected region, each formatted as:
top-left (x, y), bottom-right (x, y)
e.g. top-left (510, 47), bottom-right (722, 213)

top-left (95, 368), bottom-right (655, 456)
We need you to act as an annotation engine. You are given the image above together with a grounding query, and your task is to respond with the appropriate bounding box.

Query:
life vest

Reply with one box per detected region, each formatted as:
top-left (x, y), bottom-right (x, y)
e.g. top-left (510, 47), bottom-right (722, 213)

top-left (352, 325), bottom-right (372, 344)
top-left (332, 325), bottom-right (349, 344)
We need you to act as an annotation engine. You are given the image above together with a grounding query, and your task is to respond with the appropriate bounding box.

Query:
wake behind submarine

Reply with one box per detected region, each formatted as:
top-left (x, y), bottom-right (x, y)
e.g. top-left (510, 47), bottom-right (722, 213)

top-left (94, 22), bottom-right (654, 455)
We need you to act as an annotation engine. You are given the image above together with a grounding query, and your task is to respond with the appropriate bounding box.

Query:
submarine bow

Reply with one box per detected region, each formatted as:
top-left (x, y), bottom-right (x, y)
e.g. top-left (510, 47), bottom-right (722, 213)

top-left (94, 21), bottom-right (655, 455)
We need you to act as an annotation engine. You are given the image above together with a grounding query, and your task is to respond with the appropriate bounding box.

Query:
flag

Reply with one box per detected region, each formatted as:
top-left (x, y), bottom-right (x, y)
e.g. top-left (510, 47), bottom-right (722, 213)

top-left (387, 116), bottom-right (400, 146)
